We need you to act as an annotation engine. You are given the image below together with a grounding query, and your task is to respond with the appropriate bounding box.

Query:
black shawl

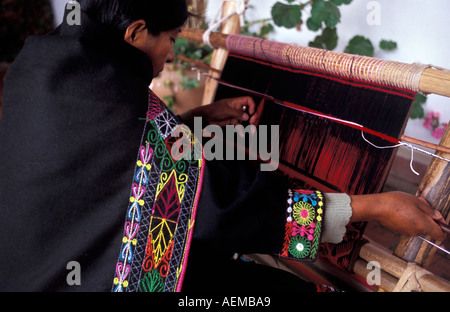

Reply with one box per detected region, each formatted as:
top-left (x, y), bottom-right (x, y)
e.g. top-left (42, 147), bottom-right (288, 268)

top-left (0, 10), bottom-right (314, 292)
top-left (0, 11), bottom-right (151, 291)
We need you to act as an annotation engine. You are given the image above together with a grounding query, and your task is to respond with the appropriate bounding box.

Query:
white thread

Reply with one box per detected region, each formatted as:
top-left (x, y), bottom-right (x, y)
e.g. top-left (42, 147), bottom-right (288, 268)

top-left (361, 131), bottom-right (419, 175)
top-left (419, 236), bottom-right (450, 256)
top-left (362, 131), bottom-right (450, 176)
top-left (406, 144), bottom-right (450, 163)
top-left (202, 0), bottom-right (248, 47)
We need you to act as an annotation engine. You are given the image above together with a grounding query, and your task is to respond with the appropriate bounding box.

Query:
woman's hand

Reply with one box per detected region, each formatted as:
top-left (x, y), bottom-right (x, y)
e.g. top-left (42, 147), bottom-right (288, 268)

top-left (350, 191), bottom-right (446, 241)
top-left (190, 96), bottom-right (259, 127)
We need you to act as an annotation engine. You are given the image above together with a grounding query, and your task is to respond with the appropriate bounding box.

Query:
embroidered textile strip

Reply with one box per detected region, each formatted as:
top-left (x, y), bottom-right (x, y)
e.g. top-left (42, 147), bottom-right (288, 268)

top-left (279, 190), bottom-right (325, 261)
top-left (112, 90), bottom-right (204, 292)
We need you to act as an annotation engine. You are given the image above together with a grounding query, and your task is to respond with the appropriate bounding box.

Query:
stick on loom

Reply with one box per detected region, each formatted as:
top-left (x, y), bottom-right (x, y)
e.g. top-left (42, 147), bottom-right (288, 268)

top-left (180, 28), bottom-right (450, 98)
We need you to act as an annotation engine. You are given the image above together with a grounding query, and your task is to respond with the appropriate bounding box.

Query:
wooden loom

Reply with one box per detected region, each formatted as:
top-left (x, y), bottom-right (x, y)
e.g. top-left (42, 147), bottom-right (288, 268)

top-left (178, 6), bottom-right (450, 292)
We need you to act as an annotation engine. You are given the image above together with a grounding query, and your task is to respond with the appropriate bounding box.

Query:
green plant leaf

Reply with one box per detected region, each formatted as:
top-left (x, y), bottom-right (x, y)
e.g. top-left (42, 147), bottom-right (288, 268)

top-left (306, 17), bottom-right (321, 31)
top-left (308, 27), bottom-right (338, 50)
top-left (344, 35), bottom-right (374, 56)
top-left (260, 23), bottom-right (275, 37)
top-left (379, 40), bottom-right (397, 51)
top-left (310, 0), bottom-right (341, 29)
top-left (321, 27), bottom-right (338, 50)
top-left (410, 93), bottom-right (427, 119)
top-left (179, 76), bottom-right (200, 91)
top-left (331, 0), bottom-right (352, 5)
top-left (271, 2), bottom-right (302, 28)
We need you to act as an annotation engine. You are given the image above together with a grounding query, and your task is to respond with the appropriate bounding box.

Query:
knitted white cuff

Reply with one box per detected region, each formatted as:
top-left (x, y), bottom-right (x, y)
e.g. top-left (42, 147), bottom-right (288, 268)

top-left (321, 193), bottom-right (352, 244)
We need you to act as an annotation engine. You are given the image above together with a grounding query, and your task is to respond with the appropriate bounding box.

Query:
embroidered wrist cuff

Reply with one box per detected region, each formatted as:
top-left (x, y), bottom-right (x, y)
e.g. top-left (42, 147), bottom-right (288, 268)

top-left (278, 189), bottom-right (325, 261)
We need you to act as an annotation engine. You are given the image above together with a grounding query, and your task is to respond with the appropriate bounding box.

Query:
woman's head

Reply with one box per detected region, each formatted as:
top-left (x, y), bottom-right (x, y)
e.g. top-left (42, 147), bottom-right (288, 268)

top-left (78, 0), bottom-right (190, 78)
top-left (78, 0), bottom-right (190, 35)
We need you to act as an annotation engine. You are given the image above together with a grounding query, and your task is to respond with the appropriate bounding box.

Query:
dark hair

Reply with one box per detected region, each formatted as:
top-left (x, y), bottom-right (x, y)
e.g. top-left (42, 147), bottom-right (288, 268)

top-left (78, 0), bottom-right (190, 34)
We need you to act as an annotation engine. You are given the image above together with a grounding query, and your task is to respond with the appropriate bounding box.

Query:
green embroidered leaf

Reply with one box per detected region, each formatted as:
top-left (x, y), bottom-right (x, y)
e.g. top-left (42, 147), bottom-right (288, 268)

top-left (344, 35), bottom-right (374, 56)
top-left (379, 39), bottom-right (398, 51)
top-left (139, 270), bottom-right (165, 292)
top-left (271, 2), bottom-right (302, 28)
top-left (410, 93), bottom-right (427, 119)
top-left (311, 221), bottom-right (321, 258)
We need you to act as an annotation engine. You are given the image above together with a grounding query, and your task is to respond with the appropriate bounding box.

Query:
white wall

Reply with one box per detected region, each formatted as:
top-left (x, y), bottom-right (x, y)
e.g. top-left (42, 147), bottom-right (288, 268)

top-left (206, 0), bottom-right (450, 143)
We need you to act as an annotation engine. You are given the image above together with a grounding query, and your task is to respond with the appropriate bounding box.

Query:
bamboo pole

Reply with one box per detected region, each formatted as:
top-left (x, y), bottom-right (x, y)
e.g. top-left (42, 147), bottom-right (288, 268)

top-left (201, 2), bottom-right (241, 106)
top-left (179, 28), bottom-right (450, 98)
top-left (394, 125), bottom-right (450, 266)
top-left (354, 259), bottom-right (398, 292)
top-left (355, 243), bottom-right (450, 292)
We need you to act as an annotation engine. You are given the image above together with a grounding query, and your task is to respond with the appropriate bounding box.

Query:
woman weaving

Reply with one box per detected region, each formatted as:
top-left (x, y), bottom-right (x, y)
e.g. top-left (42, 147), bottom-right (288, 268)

top-left (0, 0), bottom-right (446, 292)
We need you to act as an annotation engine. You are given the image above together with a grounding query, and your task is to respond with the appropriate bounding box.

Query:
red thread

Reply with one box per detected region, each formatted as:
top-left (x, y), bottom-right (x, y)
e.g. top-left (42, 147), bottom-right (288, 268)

top-left (229, 51), bottom-right (416, 99)
top-left (281, 221), bottom-right (293, 257)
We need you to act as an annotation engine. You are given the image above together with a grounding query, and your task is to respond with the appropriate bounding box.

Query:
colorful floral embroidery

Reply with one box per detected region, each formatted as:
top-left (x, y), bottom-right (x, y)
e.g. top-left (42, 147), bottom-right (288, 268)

top-left (280, 189), bottom-right (325, 261)
top-left (289, 236), bottom-right (312, 258)
top-left (112, 90), bottom-right (204, 292)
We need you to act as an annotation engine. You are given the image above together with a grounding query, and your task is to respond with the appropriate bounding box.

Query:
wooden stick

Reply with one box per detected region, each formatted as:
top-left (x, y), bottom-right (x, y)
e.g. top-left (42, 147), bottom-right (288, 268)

top-left (180, 28), bottom-right (450, 98)
top-left (394, 125), bottom-right (450, 267)
top-left (353, 259), bottom-right (398, 292)
top-left (356, 243), bottom-right (450, 292)
top-left (401, 135), bottom-right (450, 154)
top-left (201, 2), bottom-right (241, 105)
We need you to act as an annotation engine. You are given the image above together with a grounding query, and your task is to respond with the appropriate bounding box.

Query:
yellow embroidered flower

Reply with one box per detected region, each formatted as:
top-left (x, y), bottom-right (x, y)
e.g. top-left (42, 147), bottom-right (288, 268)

top-left (293, 201), bottom-right (315, 226)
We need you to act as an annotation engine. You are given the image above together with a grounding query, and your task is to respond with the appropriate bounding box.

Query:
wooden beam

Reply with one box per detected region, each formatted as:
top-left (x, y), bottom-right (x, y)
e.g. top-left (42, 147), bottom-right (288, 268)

top-left (356, 243), bottom-right (450, 292)
top-left (180, 28), bottom-right (450, 98)
top-left (201, 2), bottom-right (241, 105)
top-left (394, 125), bottom-right (450, 266)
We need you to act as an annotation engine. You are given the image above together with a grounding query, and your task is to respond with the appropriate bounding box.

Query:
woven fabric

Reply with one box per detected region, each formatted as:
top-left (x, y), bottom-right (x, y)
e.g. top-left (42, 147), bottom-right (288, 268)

top-left (215, 50), bottom-right (417, 272)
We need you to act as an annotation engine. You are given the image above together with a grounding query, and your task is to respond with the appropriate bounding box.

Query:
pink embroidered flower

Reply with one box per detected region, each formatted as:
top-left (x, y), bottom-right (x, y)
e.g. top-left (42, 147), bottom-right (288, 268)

top-left (292, 221), bottom-right (315, 241)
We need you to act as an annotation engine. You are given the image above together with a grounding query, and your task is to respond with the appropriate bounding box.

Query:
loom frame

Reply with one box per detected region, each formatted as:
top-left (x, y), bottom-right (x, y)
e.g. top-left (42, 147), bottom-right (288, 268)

top-left (178, 3), bottom-right (450, 292)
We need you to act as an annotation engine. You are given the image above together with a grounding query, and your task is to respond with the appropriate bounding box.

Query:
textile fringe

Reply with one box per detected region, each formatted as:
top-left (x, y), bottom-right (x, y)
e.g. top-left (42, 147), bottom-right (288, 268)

top-left (225, 35), bottom-right (430, 92)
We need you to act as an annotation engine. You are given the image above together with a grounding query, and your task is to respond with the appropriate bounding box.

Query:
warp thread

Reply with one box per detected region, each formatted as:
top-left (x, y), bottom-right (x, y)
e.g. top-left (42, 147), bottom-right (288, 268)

top-left (362, 132), bottom-right (450, 176)
top-left (186, 61), bottom-right (450, 177)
